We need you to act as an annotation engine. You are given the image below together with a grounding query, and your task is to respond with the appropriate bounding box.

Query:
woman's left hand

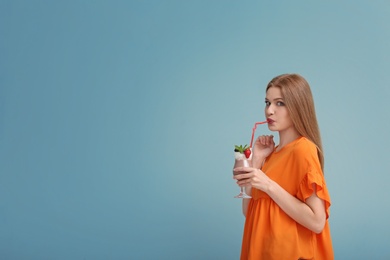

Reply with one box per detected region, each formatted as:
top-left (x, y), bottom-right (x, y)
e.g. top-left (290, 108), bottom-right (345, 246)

top-left (233, 167), bottom-right (272, 193)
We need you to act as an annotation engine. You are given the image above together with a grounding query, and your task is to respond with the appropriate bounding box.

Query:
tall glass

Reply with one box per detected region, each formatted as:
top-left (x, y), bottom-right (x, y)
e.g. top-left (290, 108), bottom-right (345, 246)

top-left (233, 158), bottom-right (252, 198)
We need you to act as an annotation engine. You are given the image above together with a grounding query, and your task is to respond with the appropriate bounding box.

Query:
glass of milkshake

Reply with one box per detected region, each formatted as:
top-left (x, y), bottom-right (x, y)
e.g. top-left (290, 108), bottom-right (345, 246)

top-left (233, 145), bottom-right (252, 199)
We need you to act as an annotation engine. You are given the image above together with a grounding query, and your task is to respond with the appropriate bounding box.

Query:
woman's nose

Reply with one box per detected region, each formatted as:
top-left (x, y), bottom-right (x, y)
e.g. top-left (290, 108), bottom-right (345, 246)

top-left (266, 105), bottom-right (274, 116)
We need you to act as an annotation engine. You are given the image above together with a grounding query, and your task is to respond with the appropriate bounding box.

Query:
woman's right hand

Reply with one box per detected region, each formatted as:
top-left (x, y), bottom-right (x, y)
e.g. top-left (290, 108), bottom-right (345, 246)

top-left (251, 135), bottom-right (275, 168)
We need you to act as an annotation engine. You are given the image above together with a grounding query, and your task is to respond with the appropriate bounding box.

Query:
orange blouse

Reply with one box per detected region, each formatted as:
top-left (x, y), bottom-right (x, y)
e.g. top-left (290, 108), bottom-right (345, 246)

top-left (241, 137), bottom-right (334, 259)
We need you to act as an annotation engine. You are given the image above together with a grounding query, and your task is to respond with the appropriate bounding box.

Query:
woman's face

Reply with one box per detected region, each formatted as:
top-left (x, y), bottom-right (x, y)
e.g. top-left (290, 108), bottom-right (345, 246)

top-left (265, 86), bottom-right (295, 133)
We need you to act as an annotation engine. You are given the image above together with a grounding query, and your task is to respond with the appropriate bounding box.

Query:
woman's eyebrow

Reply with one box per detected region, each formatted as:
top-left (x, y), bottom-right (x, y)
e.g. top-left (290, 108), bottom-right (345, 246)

top-left (265, 97), bottom-right (283, 101)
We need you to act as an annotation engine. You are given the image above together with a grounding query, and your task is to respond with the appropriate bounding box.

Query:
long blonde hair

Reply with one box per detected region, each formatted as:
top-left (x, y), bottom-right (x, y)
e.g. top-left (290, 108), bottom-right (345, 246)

top-left (266, 74), bottom-right (324, 172)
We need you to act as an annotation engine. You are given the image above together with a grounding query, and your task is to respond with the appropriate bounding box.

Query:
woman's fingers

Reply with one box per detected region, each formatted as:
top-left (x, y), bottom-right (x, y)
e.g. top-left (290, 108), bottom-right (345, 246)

top-left (265, 135), bottom-right (274, 145)
top-left (233, 172), bottom-right (251, 180)
top-left (260, 135), bottom-right (266, 145)
top-left (234, 174), bottom-right (252, 185)
top-left (233, 166), bottom-right (253, 173)
top-left (237, 179), bottom-right (251, 187)
top-left (257, 135), bottom-right (274, 146)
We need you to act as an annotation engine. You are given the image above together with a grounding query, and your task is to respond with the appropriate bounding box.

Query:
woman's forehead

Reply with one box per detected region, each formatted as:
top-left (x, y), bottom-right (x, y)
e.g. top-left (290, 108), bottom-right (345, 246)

top-left (266, 86), bottom-right (283, 99)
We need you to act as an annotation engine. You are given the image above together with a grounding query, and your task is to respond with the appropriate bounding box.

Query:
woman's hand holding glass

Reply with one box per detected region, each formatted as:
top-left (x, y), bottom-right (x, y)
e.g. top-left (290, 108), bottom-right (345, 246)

top-left (233, 167), bottom-right (273, 193)
top-left (234, 135), bottom-right (275, 192)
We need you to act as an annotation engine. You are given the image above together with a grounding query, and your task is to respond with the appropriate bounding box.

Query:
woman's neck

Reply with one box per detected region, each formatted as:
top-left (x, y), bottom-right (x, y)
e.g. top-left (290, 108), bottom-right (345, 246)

top-left (277, 128), bottom-right (301, 151)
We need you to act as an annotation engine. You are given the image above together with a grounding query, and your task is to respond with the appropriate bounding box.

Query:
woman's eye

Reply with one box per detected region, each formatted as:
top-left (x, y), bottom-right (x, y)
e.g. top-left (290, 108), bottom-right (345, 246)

top-left (276, 101), bottom-right (285, 106)
top-left (265, 101), bottom-right (270, 106)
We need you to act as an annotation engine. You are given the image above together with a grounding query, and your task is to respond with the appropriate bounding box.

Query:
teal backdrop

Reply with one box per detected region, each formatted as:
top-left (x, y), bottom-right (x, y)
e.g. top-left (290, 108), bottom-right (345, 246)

top-left (1, 1), bottom-right (390, 259)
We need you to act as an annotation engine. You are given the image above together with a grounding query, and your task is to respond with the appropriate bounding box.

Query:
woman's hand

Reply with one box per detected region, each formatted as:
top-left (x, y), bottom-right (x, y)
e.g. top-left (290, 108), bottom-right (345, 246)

top-left (251, 135), bottom-right (275, 168)
top-left (233, 167), bottom-right (273, 193)
top-left (252, 135), bottom-right (275, 159)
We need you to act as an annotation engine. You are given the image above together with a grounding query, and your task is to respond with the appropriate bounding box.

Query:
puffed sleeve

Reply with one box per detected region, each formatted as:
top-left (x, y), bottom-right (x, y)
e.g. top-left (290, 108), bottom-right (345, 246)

top-left (297, 168), bottom-right (332, 219)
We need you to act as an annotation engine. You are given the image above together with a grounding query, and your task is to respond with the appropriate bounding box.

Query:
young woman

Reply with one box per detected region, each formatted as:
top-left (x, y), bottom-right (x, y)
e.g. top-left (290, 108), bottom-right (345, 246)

top-left (233, 74), bottom-right (333, 259)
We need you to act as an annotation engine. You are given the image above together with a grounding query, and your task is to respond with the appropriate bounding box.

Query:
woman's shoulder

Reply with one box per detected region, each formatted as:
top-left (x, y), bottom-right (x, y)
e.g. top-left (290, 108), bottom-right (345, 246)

top-left (292, 137), bottom-right (317, 155)
top-left (288, 137), bottom-right (322, 175)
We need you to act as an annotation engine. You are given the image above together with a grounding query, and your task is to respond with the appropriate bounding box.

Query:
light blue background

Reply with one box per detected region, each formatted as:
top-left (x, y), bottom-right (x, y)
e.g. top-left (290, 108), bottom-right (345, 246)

top-left (1, 1), bottom-right (390, 259)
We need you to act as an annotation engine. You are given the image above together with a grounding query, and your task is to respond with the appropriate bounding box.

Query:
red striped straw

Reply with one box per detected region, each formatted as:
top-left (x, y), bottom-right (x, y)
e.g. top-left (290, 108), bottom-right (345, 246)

top-left (249, 120), bottom-right (268, 148)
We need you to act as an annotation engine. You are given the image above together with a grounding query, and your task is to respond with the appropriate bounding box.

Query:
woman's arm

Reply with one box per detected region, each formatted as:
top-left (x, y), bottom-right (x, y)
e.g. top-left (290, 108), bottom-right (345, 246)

top-left (235, 169), bottom-right (326, 233)
top-left (267, 181), bottom-right (326, 234)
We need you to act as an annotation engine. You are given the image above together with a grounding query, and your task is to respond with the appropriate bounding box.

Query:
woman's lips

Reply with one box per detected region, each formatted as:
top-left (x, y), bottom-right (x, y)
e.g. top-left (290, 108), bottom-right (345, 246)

top-left (267, 118), bottom-right (275, 124)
